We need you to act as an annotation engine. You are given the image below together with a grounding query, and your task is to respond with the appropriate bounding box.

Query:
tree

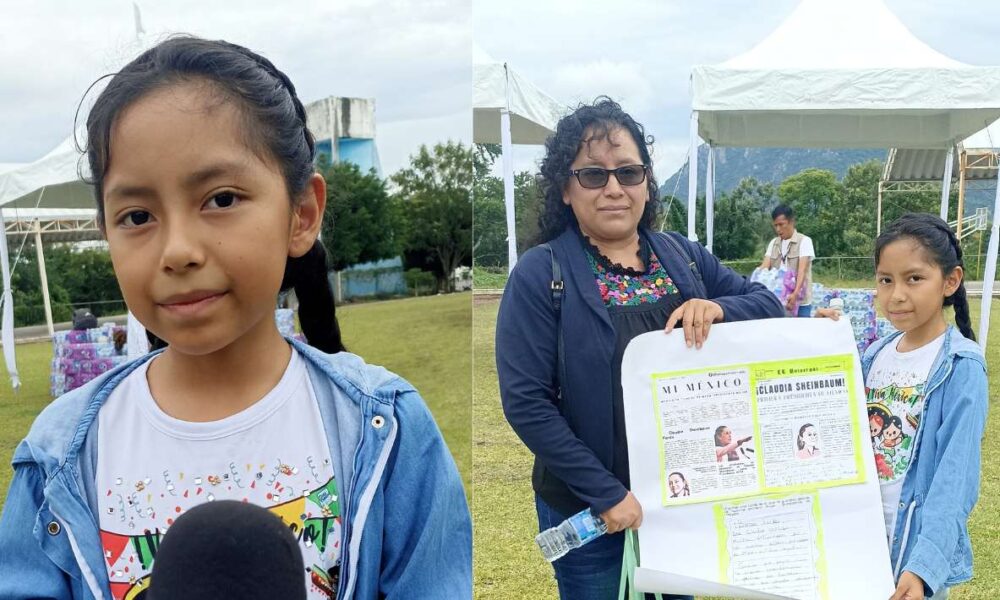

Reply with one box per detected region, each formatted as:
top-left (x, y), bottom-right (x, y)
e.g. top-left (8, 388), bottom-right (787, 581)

top-left (839, 160), bottom-right (883, 256)
top-left (392, 141), bottom-right (473, 291)
top-left (712, 177), bottom-right (776, 260)
top-left (777, 168), bottom-right (846, 256)
top-left (473, 144), bottom-right (543, 269)
top-left (318, 159), bottom-right (399, 271)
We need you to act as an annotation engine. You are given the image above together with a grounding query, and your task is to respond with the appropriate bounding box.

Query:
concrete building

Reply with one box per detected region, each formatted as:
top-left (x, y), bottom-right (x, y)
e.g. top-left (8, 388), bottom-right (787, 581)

top-left (304, 96), bottom-right (381, 175)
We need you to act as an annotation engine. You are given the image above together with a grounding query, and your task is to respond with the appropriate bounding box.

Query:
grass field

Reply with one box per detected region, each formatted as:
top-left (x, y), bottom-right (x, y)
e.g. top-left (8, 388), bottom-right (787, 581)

top-left (0, 292), bottom-right (471, 503)
top-left (473, 295), bottom-right (1000, 600)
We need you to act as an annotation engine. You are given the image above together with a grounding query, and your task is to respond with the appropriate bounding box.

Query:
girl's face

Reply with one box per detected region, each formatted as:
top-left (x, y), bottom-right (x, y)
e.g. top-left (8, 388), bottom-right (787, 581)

top-left (562, 126), bottom-right (648, 245)
top-left (668, 474), bottom-right (685, 495)
top-left (102, 82), bottom-right (322, 356)
top-left (875, 239), bottom-right (961, 341)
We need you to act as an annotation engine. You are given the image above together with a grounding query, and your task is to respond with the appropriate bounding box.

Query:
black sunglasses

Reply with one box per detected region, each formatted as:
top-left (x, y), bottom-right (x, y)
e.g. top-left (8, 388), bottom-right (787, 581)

top-left (568, 164), bottom-right (649, 189)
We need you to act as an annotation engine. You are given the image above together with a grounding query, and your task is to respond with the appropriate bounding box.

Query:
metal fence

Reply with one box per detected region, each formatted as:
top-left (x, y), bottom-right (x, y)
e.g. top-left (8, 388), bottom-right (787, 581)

top-left (722, 255), bottom-right (993, 284)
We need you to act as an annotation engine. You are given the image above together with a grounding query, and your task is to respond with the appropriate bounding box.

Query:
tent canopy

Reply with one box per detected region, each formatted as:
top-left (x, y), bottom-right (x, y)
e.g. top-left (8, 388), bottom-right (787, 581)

top-left (472, 45), bottom-right (565, 145)
top-left (691, 0), bottom-right (1000, 149)
top-left (0, 130), bottom-right (94, 210)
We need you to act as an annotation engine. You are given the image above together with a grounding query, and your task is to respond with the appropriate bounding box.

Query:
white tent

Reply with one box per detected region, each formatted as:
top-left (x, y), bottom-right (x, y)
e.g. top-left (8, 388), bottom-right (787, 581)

top-left (473, 44), bottom-right (565, 272)
top-left (688, 0), bottom-right (1000, 346)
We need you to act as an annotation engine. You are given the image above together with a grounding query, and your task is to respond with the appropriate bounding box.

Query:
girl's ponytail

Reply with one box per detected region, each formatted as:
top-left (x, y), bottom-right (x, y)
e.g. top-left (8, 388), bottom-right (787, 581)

top-left (281, 241), bottom-right (345, 353)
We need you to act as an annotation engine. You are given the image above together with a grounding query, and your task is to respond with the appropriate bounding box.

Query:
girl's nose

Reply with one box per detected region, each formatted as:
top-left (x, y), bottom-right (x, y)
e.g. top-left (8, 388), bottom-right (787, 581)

top-left (160, 221), bottom-right (206, 272)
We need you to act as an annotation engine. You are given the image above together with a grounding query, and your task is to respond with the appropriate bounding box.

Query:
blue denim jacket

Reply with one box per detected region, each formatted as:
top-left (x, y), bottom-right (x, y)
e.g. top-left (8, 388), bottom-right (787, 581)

top-left (0, 339), bottom-right (471, 599)
top-left (862, 327), bottom-right (988, 596)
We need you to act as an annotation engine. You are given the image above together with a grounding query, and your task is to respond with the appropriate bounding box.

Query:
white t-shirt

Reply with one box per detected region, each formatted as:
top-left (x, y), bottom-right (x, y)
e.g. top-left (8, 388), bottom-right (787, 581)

top-left (865, 332), bottom-right (945, 542)
top-left (764, 233), bottom-right (816, 265)
top-left (96, 349), bottom-right (342, 599)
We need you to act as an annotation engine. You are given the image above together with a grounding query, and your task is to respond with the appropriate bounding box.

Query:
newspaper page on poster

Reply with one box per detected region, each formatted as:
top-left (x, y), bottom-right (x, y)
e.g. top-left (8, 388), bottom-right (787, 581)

top-left (622, 318), bottom-right (894, 600)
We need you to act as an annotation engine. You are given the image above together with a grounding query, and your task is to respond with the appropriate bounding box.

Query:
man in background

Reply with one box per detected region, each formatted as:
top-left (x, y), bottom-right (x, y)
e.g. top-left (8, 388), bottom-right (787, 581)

top-left (759, 205), bottom-right (815, 317)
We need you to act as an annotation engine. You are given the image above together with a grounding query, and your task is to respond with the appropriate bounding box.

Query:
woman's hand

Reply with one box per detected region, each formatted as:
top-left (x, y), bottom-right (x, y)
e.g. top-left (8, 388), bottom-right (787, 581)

top-left (600, 491), bottom-right (643, 534)
top-left (888, 571), bottom-right (924, 600)
top-left (738, 435), bottom-right (752, 446)
top-left (813, 308), bottom-right (841, 321)
top-left (664, 299), bottom-right (724, 349)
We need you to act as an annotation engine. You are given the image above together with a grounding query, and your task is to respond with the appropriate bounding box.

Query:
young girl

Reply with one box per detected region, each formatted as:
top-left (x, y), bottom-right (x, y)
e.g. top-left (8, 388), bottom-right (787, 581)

top-left (818, 213), bottom-right (987, 600)
top-left (0, 36), bottom-right (470, 599)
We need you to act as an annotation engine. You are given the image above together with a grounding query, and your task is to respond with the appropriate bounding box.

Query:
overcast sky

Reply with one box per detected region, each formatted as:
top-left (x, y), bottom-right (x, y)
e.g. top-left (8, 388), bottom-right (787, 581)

top-left (0, 0), bottom-right (470, 176)
top-left (3, 1), bottom-right (999, 181)
top-left (475, 0), bottom-right (1000, 181)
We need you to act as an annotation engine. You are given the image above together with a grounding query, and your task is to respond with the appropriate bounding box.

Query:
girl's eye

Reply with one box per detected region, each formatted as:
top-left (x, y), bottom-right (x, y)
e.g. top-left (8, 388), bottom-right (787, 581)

top-left (877, 277), bottom-right (891, 285)
top-left (120, 210), bottom-right (152, 228)
top-left (205, 192), bottom-right (241, 210)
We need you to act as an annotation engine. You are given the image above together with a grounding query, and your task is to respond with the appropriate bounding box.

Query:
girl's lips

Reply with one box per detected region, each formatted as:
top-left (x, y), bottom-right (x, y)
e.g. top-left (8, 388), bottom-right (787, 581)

top-left (158, 292), bottom-right (226, 316)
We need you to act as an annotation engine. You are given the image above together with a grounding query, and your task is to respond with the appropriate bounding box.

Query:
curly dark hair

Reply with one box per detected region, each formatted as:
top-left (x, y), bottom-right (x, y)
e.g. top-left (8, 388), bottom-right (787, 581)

top-left (536, 97), bottom-right (660, 243)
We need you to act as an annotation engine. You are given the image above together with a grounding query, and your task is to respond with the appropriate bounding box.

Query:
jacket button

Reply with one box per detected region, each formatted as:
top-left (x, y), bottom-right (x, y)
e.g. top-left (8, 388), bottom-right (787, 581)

top-left (371, 415), bottom-right (385, 429)
top-left (899, 502), bottom-right (905, 508)
top-left (47, 521), bottom-right (61, 536)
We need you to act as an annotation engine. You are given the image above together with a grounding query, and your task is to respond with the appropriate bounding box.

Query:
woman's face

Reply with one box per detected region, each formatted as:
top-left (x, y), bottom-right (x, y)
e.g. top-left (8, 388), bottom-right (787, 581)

top-left (718, 427), bottom-right (732, 445)
top-left (801, 426), bottom-right (818, 448)
top-left (668, 474), bottom-right (685, 495)
top-left (562, 126), bottom-right (648, 245)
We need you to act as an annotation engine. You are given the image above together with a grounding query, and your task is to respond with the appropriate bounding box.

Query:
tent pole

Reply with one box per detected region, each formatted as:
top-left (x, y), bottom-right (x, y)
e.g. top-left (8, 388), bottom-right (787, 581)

top-left (957, 151), bottom-right (966, 238)
top-left (977, 171), bottom-right (1000, 347)
top-left (34, 222), bottom-right (54, 337)
top-left (876, 181), bottom-right (884, 236)
top-left (705, 145), bottom-right (715, 252)
top-left (939, 148), bottom-right (954, 222)
top-left (687, 111), bottom-right (699, 242)
top-left (501, 64), bottom-right (518, 273)
top-left (0, 208), bottom-right (20, 390)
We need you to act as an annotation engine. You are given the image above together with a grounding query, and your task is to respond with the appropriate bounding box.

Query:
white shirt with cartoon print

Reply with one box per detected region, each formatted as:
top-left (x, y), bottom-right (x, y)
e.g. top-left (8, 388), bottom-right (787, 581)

top-left (865, 332), bottom-right (945, 542)
top-left (96, 348), bottom-right (342, 599)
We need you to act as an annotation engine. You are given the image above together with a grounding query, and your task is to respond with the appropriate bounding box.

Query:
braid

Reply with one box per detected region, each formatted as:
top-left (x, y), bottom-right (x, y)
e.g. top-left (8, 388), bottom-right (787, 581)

top-left (280, 241), bottom-right (345, 354)
top-left (940, 225), bottom-right (976, 341)
top-left (225, 43), bottom-right (315, 159)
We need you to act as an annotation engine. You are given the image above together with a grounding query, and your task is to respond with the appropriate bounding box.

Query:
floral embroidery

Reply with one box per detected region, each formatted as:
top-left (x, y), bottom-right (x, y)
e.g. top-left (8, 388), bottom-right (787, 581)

top-left (583, 239), bottom-right (680, 306)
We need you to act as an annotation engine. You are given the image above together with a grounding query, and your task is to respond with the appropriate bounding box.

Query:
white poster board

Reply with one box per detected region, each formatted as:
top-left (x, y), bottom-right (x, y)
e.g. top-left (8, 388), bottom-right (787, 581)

top-left (622, 318), bottom-right (894, 600)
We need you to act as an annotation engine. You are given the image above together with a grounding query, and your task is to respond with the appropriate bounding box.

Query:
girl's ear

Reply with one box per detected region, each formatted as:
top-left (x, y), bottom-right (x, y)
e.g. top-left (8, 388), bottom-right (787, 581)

top-left (288, 173), bottom-right (326, 258)
top-left (943, 265), bottom-right (964, 298)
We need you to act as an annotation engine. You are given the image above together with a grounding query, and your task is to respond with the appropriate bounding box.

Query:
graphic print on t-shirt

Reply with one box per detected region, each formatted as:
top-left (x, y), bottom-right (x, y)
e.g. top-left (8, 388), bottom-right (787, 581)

top-left (99, 459), bottom-right (342, 600)
top-left (96, 349), bottom-right (342, 600)
top-left (866, 385), bottom-right (922, 482)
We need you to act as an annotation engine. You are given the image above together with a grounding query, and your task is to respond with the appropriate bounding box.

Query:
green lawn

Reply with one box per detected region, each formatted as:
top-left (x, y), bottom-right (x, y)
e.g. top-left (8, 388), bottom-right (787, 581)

top-left (473, 295), bottom-right (1000, 600)
top-left (0, 292), bottom-right (471, 503)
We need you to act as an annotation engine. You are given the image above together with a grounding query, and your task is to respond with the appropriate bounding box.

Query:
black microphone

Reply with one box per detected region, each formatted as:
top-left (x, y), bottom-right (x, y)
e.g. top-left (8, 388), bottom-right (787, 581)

top-left (148, 500), bottom-right (306, 599)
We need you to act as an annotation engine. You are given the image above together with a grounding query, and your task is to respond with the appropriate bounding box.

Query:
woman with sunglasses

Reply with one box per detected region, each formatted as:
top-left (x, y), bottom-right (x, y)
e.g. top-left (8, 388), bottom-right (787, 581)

top-left (495, 97), bottom-right (782, 599)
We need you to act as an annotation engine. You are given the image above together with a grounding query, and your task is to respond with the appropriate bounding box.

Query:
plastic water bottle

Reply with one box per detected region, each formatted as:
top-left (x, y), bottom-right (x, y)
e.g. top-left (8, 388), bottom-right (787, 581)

top-left (829, 297), bottom-right (844, 316)
top-left (535, 509), bottom-right (608, 562)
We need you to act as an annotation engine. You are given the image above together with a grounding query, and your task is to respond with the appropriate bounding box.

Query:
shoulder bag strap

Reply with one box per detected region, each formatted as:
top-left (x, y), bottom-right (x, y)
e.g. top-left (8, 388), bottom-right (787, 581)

top-left (541, 243), bottom-right (566, 399)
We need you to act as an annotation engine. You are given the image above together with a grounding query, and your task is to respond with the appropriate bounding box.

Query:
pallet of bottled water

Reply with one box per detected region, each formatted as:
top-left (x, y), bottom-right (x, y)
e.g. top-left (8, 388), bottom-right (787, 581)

top-left (50, 323), bottom-right (128, 397)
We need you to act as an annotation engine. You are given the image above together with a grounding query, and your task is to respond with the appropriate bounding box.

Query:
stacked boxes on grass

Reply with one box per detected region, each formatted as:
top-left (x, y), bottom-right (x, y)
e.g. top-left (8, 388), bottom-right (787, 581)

top-left (50, 323), bottom-right (127, 397)
top-left (50, 310), bottom-right (305, 397)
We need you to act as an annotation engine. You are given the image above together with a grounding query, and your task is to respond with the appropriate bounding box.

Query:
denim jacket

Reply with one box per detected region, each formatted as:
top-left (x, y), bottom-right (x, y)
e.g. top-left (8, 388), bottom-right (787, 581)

top-left (0, 338), bottom-right (472, 599)
top-left (862, 327), bottom-right (988, 596)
